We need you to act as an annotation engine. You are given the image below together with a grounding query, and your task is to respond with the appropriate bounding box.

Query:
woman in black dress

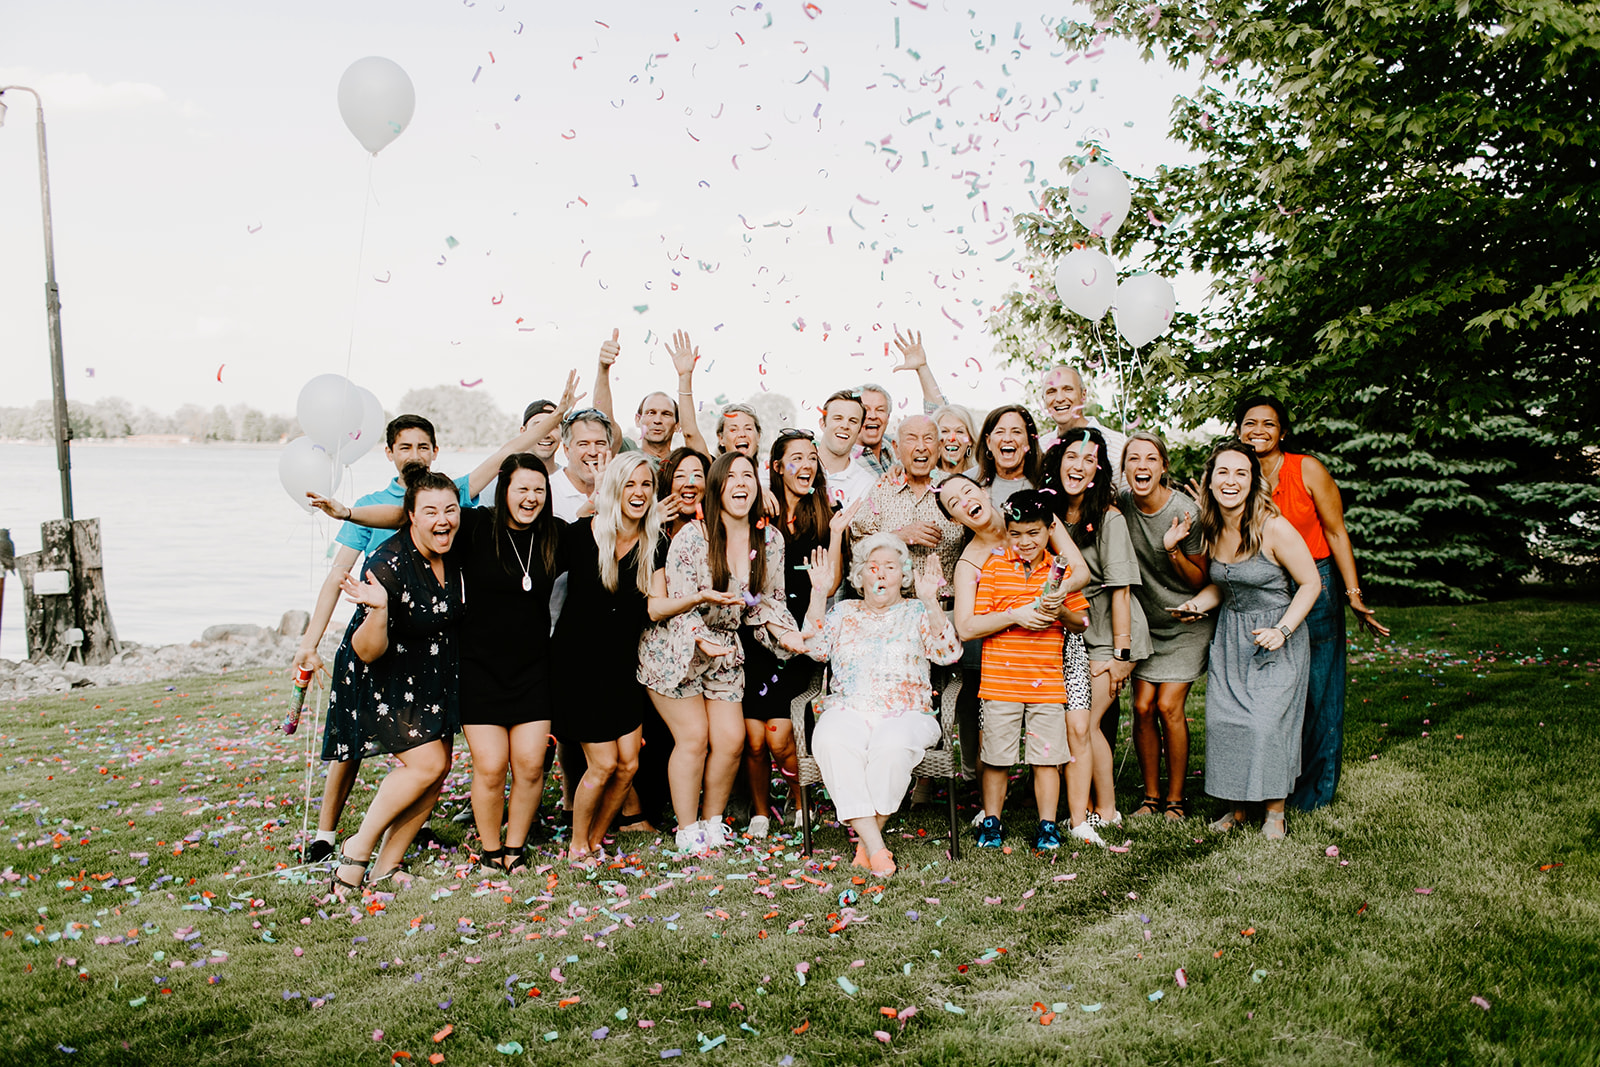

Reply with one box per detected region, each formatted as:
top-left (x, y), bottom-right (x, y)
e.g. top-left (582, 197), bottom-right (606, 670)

top-left (329, 470), bottom-right (466, 899)
top-left (320, 454), bottom-right (566, 876)
top-left (552, 453), bottom-right (661, 859)
top-left (738, 430), bottom-right (848, 837)
top-left (454, 453), bottom-right (565, 873)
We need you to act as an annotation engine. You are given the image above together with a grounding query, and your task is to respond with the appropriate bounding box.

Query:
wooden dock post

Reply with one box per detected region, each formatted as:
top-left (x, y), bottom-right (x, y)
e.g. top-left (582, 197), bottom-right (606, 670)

top-left (14, 518), bottom-right (120, 665)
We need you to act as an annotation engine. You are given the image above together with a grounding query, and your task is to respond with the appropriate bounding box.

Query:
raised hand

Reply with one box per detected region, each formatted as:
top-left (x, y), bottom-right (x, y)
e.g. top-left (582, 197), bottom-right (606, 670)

top-left (598, 328), bottom-right (621, 368)
top-left (892, 328), bottom-right (927, 373)
top-left (829, 496), bottom-right (865, 537)
top-left (1163, 510), bottom-right (1194, 551)
top-left (667, 330), bottom-right (700, 378)
top-left (807, 546), bottom-right (833, 594)
top-left (557, 368), bottom-right (585, 415)
top-left (339, 572), bottom-right (388, 611)
top-left (306, 492), bottom-right (352, 521)
top-left (912, 554), bottom-right (945, 602)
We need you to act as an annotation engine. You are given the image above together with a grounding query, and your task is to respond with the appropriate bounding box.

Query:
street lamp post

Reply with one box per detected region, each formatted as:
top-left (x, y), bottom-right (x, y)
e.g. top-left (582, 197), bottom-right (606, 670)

top-left (0, 85), bottom-right (75, 521)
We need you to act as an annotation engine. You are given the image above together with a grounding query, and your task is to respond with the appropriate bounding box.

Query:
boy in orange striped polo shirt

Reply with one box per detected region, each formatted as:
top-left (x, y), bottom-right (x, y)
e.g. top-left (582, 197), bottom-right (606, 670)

top-left (959, 491), bottom-right (1093, 851)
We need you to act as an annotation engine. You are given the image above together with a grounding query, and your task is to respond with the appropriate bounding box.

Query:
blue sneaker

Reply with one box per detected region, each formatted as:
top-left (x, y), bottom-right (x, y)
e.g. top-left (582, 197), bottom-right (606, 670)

top-left (1034, 820), bottom-right (1061, 851)
top-left (975, 814), bottom-right (1004, 848)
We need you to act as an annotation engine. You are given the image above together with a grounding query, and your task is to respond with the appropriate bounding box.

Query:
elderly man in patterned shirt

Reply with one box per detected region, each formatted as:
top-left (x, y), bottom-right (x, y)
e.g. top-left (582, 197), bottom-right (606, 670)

top-left (848, 415), bottom-right (965, 605)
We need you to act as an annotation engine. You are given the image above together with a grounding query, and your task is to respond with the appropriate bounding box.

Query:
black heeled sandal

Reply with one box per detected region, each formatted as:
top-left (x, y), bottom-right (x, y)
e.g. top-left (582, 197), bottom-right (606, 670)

top-left (1163, 798), bottom-right (1190, 820)
top-left (500, 844), bottom-right (529, 874)
top-left (475, 845), bottom-right (507, 875)
top-left (327, 849), bottom-right (369, 901)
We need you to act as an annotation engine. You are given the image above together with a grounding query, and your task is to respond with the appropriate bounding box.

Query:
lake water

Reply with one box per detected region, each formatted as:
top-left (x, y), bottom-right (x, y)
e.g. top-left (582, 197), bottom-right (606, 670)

top-left (0, 441), bottom-right (495, 663)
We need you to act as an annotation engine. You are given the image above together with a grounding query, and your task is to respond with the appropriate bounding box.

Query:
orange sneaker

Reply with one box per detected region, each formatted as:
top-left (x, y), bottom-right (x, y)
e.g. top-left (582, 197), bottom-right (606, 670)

top-left (867, 848), bottom-right (896, 878)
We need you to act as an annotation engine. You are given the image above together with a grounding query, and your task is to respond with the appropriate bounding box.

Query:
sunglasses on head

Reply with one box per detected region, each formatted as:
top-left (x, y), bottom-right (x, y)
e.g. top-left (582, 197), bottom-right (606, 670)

top-left (776, 428), bottom-right (816, 442)
top-left (562, 407), bottom-right (612, 426)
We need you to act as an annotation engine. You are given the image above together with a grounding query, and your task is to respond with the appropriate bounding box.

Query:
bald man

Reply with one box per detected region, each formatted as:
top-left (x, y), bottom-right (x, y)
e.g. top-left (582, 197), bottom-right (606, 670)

top-left (1037, 363), bottom-right (1127, 492)
top-left (847, 415), bottom-right (964, 598)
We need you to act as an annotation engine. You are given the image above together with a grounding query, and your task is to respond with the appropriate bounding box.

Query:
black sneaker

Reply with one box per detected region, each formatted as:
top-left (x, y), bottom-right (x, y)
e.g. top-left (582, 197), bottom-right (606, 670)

top-left (975, 815), bottom-right (1004, 848)
top-left (304, 839), bottom-right (335, 864)
top-left (1033, 820), bottom-right (1062, 851)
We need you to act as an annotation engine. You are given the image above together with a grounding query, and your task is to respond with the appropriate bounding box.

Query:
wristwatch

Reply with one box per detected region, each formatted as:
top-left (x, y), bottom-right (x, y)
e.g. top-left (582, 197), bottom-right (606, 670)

top-left (1112, 647), bottom-right (1132, 662)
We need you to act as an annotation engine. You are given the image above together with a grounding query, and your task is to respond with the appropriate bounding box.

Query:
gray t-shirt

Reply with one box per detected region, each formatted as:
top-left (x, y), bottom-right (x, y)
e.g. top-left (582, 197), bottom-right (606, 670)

top-left (987, 476), bottom-right (1034, 511)
top-left (1067, 507), bottom-right (1151, 660)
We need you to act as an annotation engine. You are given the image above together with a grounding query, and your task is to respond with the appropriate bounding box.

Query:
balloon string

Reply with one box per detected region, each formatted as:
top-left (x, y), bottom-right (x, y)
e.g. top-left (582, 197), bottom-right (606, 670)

top-left (343, 154), bottom-right (376, 380)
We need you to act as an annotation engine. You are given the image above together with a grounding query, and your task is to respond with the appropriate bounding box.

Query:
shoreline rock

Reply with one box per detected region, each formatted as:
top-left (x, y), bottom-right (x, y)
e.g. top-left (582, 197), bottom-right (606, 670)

top-left (0, 619), bottom-right (338, 701)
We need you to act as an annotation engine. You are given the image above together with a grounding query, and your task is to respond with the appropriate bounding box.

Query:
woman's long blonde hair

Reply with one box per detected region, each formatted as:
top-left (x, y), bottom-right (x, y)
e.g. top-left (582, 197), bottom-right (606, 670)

top-left (1197, 439), bottom-right (1279, 558)
top-left (593, 453), bottom-right (660, 595)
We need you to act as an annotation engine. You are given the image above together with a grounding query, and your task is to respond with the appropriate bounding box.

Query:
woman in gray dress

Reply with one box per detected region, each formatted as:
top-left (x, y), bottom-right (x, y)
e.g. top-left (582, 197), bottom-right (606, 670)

top-left (1118, 431), bottom-right (1211, 820)
top-left (1173, 441), bottom-right (1321, 840)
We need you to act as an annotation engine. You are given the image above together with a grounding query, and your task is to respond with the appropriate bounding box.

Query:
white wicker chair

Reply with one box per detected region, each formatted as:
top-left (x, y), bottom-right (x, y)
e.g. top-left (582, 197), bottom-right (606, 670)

top-left (788, 663), bottom-right (964, 859)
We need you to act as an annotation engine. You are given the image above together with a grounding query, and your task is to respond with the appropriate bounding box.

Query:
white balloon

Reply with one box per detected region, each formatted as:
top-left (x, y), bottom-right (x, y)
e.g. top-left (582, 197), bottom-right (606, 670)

top-left (340, 388), bottom-right (387, 464)
top-left (337, 56), bottom-right (416, 156)
top-left (1053, 249), bottom-right (1118, 321)
top-left (1068, 162), bottom-right (1133, 241)
top-left (279, 436), bottom-right (343, 512)
top-left (1114, 274), bottom-right (1177, 349)
top-left (297, 374), bottom-right (365, 453)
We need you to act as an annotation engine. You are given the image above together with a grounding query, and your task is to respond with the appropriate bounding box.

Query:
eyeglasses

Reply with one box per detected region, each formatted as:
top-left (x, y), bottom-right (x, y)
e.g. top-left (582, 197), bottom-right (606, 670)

top-left (562, 407), bottom-right (612, 427)
top-left (776, 428), bottom-right (815, 442)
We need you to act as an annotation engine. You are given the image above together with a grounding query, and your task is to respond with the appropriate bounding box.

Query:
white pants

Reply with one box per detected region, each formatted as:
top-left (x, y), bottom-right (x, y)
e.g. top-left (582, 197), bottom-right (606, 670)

top-left (812, 703), bottom-right (941, 822)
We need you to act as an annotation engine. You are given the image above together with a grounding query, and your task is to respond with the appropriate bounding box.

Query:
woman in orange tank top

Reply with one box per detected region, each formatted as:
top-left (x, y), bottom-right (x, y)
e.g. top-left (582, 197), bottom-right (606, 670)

top-left (1232, 396), bottom-right (1389, 813)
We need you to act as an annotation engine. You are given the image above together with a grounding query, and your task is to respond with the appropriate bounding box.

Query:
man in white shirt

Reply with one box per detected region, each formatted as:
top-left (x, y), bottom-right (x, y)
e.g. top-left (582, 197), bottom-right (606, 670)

top-left (549, 409), bottom-right (613, 522)
top-left (1037, 363), bottom-right (1127, 492)
top-left (816, 388), bottom-right (879, 509)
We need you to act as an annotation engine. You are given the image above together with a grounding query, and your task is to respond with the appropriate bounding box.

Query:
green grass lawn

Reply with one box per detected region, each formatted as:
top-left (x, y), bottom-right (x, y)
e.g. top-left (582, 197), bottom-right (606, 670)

top-left (2, 595), bottom-right (1596, 1065)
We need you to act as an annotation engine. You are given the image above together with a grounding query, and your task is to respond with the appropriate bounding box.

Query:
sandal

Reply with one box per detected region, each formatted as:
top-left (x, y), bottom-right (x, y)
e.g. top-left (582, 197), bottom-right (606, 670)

top-left (1130, 795), bottom-right (1164, 818)
top-left (327, 849), bottom-right (369, 901)
top-left (1209, 810), bottom-right (1247, 833)
top-left (500, 844), bottom-right (529, 874)
top-left (867, 848), bottom-right (897, 878)
top-left (475, 845), bottom-right (507, 876)
top-left (1163, 798), bottom-right (1190, 821)
top-left (1260, 811), bottom-right (1288, 841)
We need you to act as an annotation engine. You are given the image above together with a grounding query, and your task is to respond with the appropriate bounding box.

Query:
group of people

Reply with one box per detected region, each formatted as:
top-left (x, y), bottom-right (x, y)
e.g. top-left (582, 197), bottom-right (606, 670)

top-left (290, 327), bottom-right (1388, 896)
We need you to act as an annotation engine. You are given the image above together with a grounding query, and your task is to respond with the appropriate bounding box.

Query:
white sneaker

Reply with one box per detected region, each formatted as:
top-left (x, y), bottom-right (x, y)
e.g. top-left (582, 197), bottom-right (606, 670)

top-left (747, 815), bottom-right (771, 839)
top-left (702, 819), bottom-right (730, 848)
top-left (1069, 821), bottom-right (1107, 848)
top-left (674, 822), bottom-right (706, 853)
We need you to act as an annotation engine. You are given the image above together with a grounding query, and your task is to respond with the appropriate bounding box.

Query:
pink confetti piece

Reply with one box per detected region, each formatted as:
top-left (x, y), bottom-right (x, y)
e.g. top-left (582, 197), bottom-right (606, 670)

top-left (1176, 967), bottom-right (1188, 988)
top-left (1470, 996), bottom-right (1491, 1010)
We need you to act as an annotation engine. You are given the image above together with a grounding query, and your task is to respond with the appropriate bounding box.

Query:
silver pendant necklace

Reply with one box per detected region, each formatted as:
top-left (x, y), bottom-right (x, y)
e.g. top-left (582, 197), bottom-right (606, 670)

top-left (507, 527), bottom-right (534, 591)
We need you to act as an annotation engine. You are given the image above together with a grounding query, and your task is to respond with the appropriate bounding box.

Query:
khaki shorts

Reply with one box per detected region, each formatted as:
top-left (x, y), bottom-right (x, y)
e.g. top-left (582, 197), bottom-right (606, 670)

top-left (979, 700), bottom-right (1068, 766)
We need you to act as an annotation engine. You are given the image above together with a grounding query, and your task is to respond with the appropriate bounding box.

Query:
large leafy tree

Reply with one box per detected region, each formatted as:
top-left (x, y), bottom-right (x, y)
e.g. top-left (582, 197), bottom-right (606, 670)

top-left (993, 0), bottom-right (1600, 596)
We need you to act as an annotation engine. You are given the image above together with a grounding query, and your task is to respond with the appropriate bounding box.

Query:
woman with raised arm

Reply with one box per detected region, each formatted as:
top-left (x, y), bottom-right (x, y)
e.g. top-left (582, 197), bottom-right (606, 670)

top-left (1042, 428), bottom-right (1151, 832)
top-left (1118, 431), bottom-right (1211, 821)
top-left (551, 454), bottom-right (662, 861)
top-left (798, 535), bottom-right (962, 877)
top-left (315, 452), bottom-right (567, 877)
top-left (1173, 440), bottom-right (1321, 840)
top-left (325, 470), bottom-right (466, 899)
top-left (1232, 395), bottom-right (1389, 811)
top-left (975, 404), bottom-right (1044, 508)
top-left (657, 446), bottom-right (712, 539)
top-left (738, 430), bottom-right (858, 837)
top-left (638, 452), bottom-right (808, 853)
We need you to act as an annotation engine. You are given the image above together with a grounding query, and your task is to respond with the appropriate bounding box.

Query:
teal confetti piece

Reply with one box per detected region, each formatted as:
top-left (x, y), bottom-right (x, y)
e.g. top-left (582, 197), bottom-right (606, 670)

top-left (634, 305), bottom-right (649, 314)
top-left (942, 1001), bottom-right (966, 1015)
top-left (445, 236), bottom-right (459, 249)
top-left (902, 963), bottom-right (913, 975)
top-left (1149, 990), bottom-right (1165, 1001)
top-left (698, 1033), bottom-right (726, 1052)
top-left (543, 1031), bottom-right (560, 1042)
top-left (615, 1008), bottom-right (630, 1021)
top-left (128, 996), bottom-right (147, 1008)
top-left (1081, 1003), bottom-right (1103, 1012)
top-left (837, 976), bottom-right (859, 996)
top-left (496, 1041), bottom-right (525, 1054)
top-left (1252, 969), bottom-right (1268, 983)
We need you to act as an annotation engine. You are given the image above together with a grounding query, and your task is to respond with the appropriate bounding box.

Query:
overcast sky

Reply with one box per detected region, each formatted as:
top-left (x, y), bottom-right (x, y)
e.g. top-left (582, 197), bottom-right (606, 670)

top-left (1, 0), bottom-right (1200, 430)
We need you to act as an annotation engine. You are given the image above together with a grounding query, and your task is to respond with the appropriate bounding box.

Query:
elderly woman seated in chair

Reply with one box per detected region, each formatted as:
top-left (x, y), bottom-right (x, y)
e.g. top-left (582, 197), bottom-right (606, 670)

top-left (797, 532), bottom-right (962, 877)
